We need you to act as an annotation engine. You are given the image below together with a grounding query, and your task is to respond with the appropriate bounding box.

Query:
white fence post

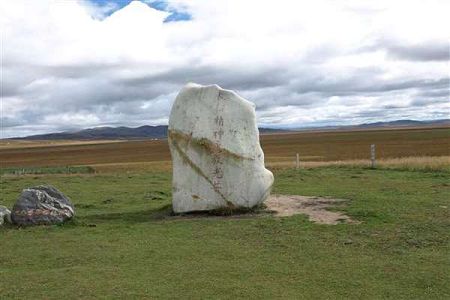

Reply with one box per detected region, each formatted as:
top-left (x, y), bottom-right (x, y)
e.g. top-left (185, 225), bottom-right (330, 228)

top-left (370, 144), bottom-right (376, 168)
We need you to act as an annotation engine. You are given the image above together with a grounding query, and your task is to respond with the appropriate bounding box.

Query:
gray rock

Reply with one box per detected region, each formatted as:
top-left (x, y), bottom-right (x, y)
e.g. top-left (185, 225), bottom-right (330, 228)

top-left (11, 185), bottom-right (75, 226)
top-left (0, 205), bottom-right (12, 225)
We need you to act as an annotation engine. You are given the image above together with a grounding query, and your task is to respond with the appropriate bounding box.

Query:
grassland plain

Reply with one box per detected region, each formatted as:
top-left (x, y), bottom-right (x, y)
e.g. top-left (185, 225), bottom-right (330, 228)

top-left (1, 127), bottom-right (449, 298)
top-left (1, 167), bottom-right (449, 299)
top-left (1, 127), bottom-right (449, 168)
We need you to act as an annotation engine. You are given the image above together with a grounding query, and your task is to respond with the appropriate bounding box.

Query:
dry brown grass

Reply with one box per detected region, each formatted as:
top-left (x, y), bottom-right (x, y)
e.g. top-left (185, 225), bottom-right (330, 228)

top-left (374, 155), bottom-right (450, 171)
top-left (0, 139), bottom-right (169, 167)
top-left (90, 161), bottom-right (173, 173)
top-left (266, 156), bottom-right (450, 172)
top-left (1, 127), bottom-right (449, 171)
top-left (261, 127), bottom-right (450, 162)
top-left (86, 155), bottom-right (450, 173)
top-left (0, 139), bottom-right (125, 149)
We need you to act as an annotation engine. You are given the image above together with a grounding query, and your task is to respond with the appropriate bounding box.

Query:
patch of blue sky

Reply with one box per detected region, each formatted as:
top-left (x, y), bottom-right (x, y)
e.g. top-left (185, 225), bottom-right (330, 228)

top-left (88, 0), bottom-right (191, 22)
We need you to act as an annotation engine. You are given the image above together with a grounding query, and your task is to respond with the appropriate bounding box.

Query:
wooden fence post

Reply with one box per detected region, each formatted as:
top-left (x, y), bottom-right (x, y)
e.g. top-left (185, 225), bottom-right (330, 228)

top-left (296, 153), bottom-right (300, 169)
top-left (370, 144), bottom-right (376, 168)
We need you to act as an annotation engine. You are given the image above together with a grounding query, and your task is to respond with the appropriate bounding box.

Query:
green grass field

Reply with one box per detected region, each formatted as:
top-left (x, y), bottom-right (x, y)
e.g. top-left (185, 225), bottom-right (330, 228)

top-left (1, 167), bottom-right (449, 299)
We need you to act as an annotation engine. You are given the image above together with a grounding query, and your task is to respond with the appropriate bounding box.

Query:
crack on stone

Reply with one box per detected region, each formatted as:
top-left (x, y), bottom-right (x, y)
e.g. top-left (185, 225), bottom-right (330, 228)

top-left (170, 137), bottom-right (234, 207)
top-left (168, 129), bottom-right (254, 161)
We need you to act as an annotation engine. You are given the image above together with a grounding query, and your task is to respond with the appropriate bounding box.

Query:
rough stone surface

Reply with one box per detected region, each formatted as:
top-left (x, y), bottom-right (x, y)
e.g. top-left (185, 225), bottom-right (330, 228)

top-left (11, 185), bottom-right (75, 226)
top-left (0, 205), bottom-right (12, 225)
top-left (168, 83), bottom-right (274, 213)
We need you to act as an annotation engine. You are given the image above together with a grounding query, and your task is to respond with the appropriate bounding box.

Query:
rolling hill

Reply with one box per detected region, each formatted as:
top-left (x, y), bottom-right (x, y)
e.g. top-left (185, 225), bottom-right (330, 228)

top-left (11, 119), bottom-right (449, 140)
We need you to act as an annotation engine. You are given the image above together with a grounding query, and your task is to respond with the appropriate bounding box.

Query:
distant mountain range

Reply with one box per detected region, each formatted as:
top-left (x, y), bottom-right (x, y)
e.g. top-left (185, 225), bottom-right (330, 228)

top-left (20, 125), bottom-right (170, 140)
top-left (11, 119), bottom-right (450, 140)
top-left (296, 119), bottom-right (450, 131)
top-left (349, 119), bottom-right (450, 129)
top-left (15, 125), bottom-right (286, 140)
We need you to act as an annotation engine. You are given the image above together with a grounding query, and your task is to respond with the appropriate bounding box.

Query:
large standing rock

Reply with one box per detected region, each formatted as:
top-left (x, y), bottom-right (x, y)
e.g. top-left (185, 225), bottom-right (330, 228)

top-left (0, 205), bottom-right (11, 225)
top-left (168, 83), bottom-right (274, 213)
top-left (11, 185), bottom-right (75, 226)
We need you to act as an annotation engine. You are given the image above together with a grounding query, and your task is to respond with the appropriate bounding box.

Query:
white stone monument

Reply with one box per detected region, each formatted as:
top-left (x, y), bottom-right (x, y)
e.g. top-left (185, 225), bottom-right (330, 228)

top-left (168, 83), bottom-right (274, 213)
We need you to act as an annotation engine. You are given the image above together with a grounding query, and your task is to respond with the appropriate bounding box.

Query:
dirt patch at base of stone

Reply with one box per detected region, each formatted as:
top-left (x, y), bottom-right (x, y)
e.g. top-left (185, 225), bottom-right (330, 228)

top-left (165, 195), bottom-right (359, 225)
top-left (265, 195), bottom-right (359, 225)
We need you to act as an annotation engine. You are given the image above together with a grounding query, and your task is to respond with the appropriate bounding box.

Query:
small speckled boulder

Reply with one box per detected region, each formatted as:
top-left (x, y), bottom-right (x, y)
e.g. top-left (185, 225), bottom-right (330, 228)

top-left (0, 205), bottom-right (11, 225)
top-left (11, 185), bottom-right (75, 226)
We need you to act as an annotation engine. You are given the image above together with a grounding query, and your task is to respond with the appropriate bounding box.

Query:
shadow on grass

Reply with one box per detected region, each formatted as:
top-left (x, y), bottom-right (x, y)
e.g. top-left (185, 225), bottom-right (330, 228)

top-left (81, 204), bottom-right (173, 224)
top-left (80, 204), bottom-right (271, 225)
top-left (1, 205), bottom-right (270, 229)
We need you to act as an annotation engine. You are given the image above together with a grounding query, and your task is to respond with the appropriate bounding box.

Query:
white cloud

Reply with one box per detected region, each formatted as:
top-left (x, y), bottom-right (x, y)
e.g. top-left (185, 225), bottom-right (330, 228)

top-left (1, 0), bottom-right (449, 137)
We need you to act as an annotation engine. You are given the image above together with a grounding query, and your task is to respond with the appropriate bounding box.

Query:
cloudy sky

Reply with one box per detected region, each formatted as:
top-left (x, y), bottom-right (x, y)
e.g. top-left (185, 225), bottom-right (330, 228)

top-left (1, 0), bottom-right (449, 137)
